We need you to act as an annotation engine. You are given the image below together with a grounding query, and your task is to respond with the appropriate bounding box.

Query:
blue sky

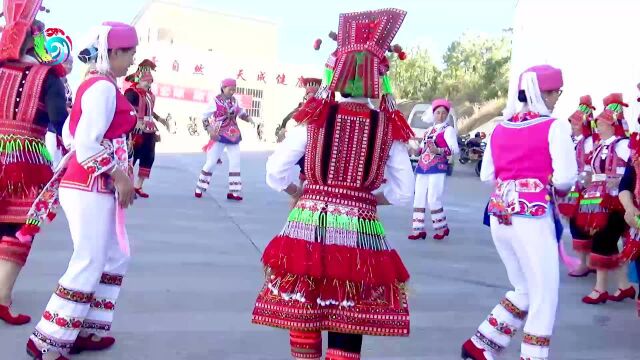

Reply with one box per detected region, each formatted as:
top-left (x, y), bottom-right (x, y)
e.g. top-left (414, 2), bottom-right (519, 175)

top-left (40, 0), bottom-right (516, 65)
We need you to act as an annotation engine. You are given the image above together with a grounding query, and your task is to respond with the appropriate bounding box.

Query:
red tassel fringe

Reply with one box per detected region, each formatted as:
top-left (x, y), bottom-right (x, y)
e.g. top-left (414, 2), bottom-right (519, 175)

top-left (0, 163), bottom-right (53, 195)
top-left (262, 235), bottom-right (410, 286)
top-left (379, 96), bottom-right (414, 143)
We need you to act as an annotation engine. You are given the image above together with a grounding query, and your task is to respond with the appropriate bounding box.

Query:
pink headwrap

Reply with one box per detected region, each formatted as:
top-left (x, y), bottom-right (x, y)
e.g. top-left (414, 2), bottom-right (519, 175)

top-left (221, 78), bottom-right (236, 88)
top-left (102, 21), bottom-right (138, 49)
top-left (518, 65), bottom-right (563, 91)
top-left (432, 98), bottom-right (451, 112)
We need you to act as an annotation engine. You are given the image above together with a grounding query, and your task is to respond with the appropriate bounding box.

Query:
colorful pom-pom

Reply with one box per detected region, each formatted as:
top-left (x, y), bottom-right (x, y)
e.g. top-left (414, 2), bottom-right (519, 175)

top-left (313, 39), bottom-right (322, 50)
top-left (398, 52), bottom-right (407, 61)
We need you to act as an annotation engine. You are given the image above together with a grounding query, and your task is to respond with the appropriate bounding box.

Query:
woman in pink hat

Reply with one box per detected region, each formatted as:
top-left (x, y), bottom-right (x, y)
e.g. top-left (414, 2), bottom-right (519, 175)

top-left (25, 21), bottom-right (139, 359)
top-left (409, 98), bottom-right (459, 240)
top-left (461, 65), bottom-right (576, 360)
top-left (194, 78), bottom-right (254, 201)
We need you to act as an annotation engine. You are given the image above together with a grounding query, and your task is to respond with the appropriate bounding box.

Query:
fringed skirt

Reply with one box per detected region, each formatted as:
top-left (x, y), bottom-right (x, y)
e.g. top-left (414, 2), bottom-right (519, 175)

top-left (252, 185), bottom-right (410, 336)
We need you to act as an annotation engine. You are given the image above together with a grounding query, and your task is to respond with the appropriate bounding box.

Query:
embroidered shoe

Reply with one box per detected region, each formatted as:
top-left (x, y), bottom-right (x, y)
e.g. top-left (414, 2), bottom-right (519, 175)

top-left (582, 289), bottom-right (608, 304)
top-left (607, 286), bottom-right (636, 302)
top-left (461, 339), bottom-right (494, 360)
top-left (26, 339), bottom-right (69, 360)
top-left (0, 303), bottom-right (30, 325)
top-left (69, 333), bottom-right (116, 354)
top-left (433, 227), bottom-right (450, 240)
top-left (134, 188), bottom-right (149, 198)
top-left (408, 231), bottom-right (427, 240)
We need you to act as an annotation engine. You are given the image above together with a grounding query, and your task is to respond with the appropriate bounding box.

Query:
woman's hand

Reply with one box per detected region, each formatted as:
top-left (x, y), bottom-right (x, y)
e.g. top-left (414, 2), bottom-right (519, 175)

top-left (624, 206), bottom-right (640, 228)
top-left (111, 167), bottom-right (135, 209)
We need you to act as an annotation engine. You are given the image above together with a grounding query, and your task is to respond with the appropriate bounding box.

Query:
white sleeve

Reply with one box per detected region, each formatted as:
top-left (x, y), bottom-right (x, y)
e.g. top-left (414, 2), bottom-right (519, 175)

top-left (383, 141), bottom-right (415, 206)
top-left (444, 126), bottom-right (459, 155)
top-left (549, 120), bottom-right (578, 190)
top-left (479, 135), bottom-right (495, 183)
top-left (74, 80), bottom-right (117, 175)
top-left (266, 124), bottom-right (307, 191)
top-left (62, 115), bottom-right (72, 149)
top-left (616, 139), bottom-right (631, 163)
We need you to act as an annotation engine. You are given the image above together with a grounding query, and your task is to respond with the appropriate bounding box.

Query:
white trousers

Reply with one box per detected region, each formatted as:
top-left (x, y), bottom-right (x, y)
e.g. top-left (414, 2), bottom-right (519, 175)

top-left (31, 189), bottom-right (130, 353)
top-left (45, 131), bottom-right (63, 169)
top-left (196, 142), bottom-right (242, 194)
top-left (412, 173), bottom-right (447, 231)
top-left (472, 215), bottom-right (559, 359)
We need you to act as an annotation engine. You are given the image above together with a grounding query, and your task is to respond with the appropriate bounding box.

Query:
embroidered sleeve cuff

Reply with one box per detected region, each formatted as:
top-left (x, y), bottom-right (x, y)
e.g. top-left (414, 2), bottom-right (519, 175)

top-left (80, 148), bottom-right (115, 175)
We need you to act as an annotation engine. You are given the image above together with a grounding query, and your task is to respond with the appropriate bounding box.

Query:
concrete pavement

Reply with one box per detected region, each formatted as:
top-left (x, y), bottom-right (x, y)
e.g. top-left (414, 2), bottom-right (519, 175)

top-left (1, 152), bottom-right (639, 359)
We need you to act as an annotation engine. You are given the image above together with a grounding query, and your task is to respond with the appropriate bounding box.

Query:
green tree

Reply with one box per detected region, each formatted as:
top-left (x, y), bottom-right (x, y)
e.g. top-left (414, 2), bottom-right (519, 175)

top-left (440, 33), bottom-right (511, 103)
top-left (388, 48), bottom-right (441, 101)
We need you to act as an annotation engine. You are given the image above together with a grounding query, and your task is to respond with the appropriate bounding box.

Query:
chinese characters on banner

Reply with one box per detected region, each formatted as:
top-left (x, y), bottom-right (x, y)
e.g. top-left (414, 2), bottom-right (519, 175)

top-left (153, 83), bottom-right (253, 106)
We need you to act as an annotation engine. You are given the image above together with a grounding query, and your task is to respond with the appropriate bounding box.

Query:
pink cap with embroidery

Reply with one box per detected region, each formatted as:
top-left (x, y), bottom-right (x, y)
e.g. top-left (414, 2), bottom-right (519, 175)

top-left (102, 21), bottom-right (138, 49)
top-left (518, 65), bottom-right (563, 91)
top-left (432, 98), bottom-right (451, 112)
top-left (221, 78), bottom-right (236, 88)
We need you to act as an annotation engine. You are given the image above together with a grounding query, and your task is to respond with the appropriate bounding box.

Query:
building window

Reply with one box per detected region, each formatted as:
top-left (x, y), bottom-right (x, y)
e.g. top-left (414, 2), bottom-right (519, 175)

top-left (236, 87), bottom-right (263, 119)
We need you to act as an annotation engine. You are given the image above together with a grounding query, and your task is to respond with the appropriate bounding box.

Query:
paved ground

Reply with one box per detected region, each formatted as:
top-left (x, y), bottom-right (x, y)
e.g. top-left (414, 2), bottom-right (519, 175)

top-left (2, 152), bottom-right (639, 359)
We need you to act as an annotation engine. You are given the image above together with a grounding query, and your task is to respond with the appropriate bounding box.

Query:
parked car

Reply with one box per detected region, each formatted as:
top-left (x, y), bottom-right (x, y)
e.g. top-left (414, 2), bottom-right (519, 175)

top-left (407, 103), bottom-right (458, 176)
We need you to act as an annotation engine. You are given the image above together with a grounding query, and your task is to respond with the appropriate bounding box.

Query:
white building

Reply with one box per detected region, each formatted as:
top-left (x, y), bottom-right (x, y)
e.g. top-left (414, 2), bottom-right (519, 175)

top-left (130, 0), bottom-right (319, 152)
top-left (509, 0), bottom-right (640, 130)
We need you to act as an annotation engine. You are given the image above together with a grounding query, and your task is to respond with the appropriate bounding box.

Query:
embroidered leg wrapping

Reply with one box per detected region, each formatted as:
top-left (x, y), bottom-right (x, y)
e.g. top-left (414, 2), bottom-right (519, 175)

top-left (82, 272), bottom-right (124, 336)
top-left (325, 349), bottom-right (360, 360)
top-left (138, 167), bottom-right (151, 179)
top-left (0, 235), bottom-right (31, 266)
top-left (290, 330), bottom-right (322, 359)
top-left (472, 294), bottom-right (528, 355)
top-left (431, 208), bottom-right (447, 231)
top-left (229, 172), bottom-right (242, 195)
top-left (521, 333), bottom-right (551, 360)
top-left (196, 170), bottom-right (212, 193)
top-left (412, 208), bottom-right (426, 233)
top-left (31, 284), bottom-right (94, 354)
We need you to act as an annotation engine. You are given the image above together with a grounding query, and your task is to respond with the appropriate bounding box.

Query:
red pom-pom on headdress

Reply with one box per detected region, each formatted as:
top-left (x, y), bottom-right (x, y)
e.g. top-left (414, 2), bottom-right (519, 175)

top-left (313, 38), bottom-right (322, 50)
top-left (328, 31), bottom-right (338, 41)
top-left (398, 51), bottom-right (407, 61)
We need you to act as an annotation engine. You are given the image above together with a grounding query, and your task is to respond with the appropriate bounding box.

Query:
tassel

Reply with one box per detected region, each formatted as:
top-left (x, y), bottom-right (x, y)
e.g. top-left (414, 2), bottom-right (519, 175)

top-left (558, 240), bottom-right (580, 271)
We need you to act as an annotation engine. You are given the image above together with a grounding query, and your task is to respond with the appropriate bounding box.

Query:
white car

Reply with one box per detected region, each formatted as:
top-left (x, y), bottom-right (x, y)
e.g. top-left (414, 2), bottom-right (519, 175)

top-left (406, 103), bottom-right (458, 175)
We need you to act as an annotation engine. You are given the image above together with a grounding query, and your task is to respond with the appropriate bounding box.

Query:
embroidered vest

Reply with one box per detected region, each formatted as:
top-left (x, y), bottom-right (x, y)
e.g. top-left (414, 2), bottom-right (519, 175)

top-left (303, 102), bottom-right (393, 198)
top-left (488, 115), bottom-right (555, 219)
top-left (127, 87), bottom-right (156, 133)
top-left (61, 76), bottom-right (137, 193)
top-left (213, 94), bottom-right (242, 144)
top-left (416, 124), bottom-right (451, 174)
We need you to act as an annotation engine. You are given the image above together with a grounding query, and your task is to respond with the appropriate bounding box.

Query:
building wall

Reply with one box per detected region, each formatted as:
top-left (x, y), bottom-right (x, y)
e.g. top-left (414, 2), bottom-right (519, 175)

top-left (130, 1), bottom-right (321, 153)
top-left (510, 0), bottom-right (640, 131)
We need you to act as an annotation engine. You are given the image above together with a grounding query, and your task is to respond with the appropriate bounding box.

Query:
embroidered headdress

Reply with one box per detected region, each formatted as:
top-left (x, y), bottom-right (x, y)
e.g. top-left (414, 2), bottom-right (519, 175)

top-left (568, 95), bottom-right (596, 137)
top-left (296, 8), bottom-right (414, 142)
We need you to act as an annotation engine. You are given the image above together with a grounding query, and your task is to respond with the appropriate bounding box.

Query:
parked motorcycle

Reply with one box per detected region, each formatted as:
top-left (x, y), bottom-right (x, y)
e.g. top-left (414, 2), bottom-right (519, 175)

top-left (458, 132), bottom-right (486, 176)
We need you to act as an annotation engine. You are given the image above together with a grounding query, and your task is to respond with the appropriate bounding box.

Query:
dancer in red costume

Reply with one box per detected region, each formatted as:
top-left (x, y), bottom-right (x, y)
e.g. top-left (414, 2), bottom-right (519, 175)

top-left (252, 8), bottom-right (415, 359)
top-left (23, 21), bottom-right (138, 359)
top-left (558, 95), bottom-right (597, 277)
top-left (124, 59), bottom-right (170, 198)
top-left (0, 0), bottom-right (68, 326)
top-left (576, 93), bottom-right (635, 305)
top-left (618, 115), bottom-right (640, 317)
